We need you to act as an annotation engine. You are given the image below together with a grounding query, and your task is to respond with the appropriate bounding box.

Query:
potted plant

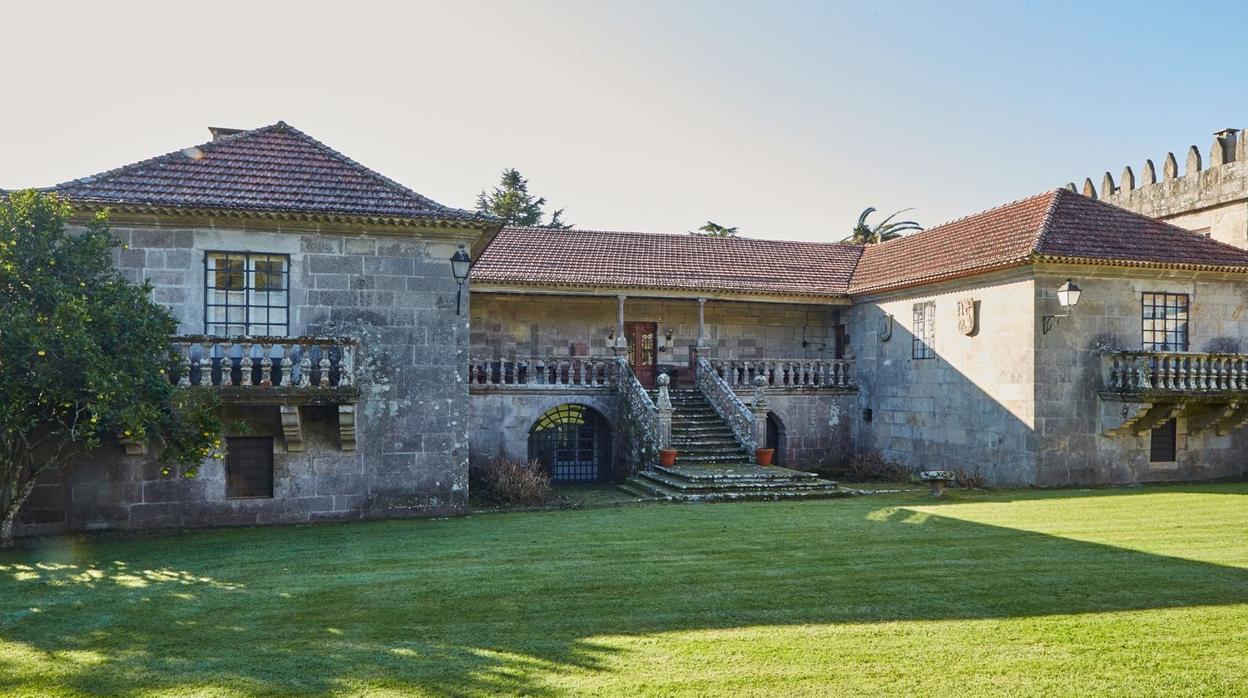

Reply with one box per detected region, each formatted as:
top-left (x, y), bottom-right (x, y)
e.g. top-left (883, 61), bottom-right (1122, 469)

top-left (659, 448), bottom-right (678, 467)
top-left (755, 448), bottom-right (775, 466)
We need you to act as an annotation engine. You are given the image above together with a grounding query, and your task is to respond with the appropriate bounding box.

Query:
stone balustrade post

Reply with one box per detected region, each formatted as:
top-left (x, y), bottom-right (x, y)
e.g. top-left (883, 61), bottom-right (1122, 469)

top-left (656, 373), bottom-right (674, 448)
top-left (749, 374), bottom-right (769, 450)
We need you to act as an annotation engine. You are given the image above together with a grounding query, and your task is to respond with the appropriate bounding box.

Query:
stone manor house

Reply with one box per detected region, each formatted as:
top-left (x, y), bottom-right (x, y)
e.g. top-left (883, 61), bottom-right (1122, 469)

top-left (9, 122), bottom-right (1248, 536)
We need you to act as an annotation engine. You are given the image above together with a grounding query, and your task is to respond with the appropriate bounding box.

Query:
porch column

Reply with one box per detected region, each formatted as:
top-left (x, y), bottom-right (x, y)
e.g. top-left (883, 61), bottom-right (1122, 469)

top-left (613, 294), bottom-right (629, 356)
top-left (696, 297), bottom-right (709, 351)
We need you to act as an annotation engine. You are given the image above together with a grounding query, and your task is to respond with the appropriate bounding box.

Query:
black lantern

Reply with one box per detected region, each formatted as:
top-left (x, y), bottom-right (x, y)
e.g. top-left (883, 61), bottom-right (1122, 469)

top-left (450, 244), bottom-right (471, 315)
top-left (1043, 279), bottom-right (1082, 334)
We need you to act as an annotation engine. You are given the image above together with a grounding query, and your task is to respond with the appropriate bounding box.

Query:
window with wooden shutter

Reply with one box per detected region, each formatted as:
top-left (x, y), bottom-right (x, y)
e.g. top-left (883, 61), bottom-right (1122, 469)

top-left (226, 437), bottom-right (274, 498)
top-left (1150, 419), bottom-right (1177, 463)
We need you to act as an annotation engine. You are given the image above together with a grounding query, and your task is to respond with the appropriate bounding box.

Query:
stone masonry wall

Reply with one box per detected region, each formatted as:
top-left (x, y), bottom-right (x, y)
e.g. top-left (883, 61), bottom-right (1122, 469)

top-left (1033, 267), bottom-right (1248, 486)
top-left (470, 294), bottom-right (841, 367)
top-left (16, 220), bottom-right (476, 536)
top-left (848, 272), bottom-right (1038, 485)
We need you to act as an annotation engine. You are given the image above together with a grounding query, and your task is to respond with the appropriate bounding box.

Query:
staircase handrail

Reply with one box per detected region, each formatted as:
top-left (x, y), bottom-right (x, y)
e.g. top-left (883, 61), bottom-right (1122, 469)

top-left (696, 356), bottom-right (757, 452)
top-left (616, 356), bottom-right (660, 473)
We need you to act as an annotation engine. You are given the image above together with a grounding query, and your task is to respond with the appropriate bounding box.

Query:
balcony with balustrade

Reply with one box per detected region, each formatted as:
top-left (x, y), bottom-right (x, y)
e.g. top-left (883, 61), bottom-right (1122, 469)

top-left (166, 335), bottom-right (360, 452)
top-left (1099, 351), bottom-right (1248, 436)
top-left (466, 355), bottom-right (855, 394)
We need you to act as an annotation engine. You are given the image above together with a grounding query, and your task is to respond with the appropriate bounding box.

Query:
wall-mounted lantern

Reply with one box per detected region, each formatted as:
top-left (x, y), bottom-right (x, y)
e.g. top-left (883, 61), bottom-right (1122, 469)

top-left (1042, 279), bottom-right (1082, 335)
top-left (450, 244), bottom-right (471, 315)
top-left (659, 327), bottom-right (673, 353)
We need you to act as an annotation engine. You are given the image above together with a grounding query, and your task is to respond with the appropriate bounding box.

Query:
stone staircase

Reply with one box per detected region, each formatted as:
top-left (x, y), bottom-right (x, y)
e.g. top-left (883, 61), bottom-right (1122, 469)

top-left (621, 389), bottom-right (847, 501)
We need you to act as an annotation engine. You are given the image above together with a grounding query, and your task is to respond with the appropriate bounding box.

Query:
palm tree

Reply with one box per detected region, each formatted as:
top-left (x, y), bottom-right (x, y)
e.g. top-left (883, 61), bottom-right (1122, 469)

top-left (691, 221), bottom-right (739, 237)
top-left (841, 208), bottom-right (922, 245)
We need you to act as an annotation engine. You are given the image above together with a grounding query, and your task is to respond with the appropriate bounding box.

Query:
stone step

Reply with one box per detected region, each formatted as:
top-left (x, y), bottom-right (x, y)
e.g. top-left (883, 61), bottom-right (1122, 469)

top-left (668, 454), bottom-right (755, 465)
top-left (653, 464), bottom-right (824, 482)
top-left (635, 470), bottom-right (839, 493)
top-left (624, 478), bottom-right (854, 503)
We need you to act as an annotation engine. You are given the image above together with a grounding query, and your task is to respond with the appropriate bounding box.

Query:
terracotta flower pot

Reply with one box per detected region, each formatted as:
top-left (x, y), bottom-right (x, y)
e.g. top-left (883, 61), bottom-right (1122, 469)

top-left (659, 448), bottom-right (678, 468)
top-left (756, 448), bottom-right (775, 466)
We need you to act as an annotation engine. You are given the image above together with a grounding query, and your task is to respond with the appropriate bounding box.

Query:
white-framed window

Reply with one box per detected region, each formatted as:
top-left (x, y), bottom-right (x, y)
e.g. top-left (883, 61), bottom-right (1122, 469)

top-left (912, 301), bottom-right (935, 359)
top-left (1141, 292), bottom-right (1189, 351)
top-left (204, 252), bottom-right (289, 336)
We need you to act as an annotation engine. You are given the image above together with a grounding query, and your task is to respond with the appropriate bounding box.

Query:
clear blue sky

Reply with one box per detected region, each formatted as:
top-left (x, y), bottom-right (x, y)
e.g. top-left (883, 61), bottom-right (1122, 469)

top-left (0, 0), bottom-right (1243, 241)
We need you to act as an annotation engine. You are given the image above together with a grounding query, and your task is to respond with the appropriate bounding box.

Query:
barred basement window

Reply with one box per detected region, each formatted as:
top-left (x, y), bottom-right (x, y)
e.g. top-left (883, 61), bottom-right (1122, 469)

top-left (1150, 419), bottom-right (1177, 463)
top-left (226, 436), bottom-right (274, 498)
top-left (1141, 292), bottom-right (1189, 351)
top-left (912, 301), bottom-right (936, 359)
top-left (528, 404), bottom-right (612, 483)
top-left (205, 252), bottom-right (290, 336)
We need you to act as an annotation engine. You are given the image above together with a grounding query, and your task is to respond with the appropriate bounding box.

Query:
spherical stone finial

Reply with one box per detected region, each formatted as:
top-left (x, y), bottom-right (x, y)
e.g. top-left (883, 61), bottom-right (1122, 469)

top-left (752, 375), bottom-right (767, 388)
top-left (657, 373), bottom-right (670, 386)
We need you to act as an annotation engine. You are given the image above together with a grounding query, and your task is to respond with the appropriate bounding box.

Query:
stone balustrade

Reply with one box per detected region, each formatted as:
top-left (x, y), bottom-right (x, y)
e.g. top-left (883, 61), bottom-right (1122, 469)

top-left (168, 335), bottom-right (358, 403)
top-left (709, 358), bottom-right (854, 389)
top-left (468, 356), bottom-right (618, 389)
top-left (1102, 351), bottom-right (1248, 394)
top-left (617, 357), bottom-right (660, 473)
top-left (697, 357), bottom-right (757, 452)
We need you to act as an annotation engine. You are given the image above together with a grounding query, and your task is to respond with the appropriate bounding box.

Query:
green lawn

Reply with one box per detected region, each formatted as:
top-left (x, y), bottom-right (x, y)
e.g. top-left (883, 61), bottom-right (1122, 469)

top-left (3, 484), bottom-right (1248, 697)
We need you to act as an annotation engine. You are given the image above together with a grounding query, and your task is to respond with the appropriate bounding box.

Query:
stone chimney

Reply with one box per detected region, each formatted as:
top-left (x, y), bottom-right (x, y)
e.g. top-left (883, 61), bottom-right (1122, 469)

top-left (208, 126), bottom-right (244, 141)
top-left (1214, 128), bottom-right (1239, 165)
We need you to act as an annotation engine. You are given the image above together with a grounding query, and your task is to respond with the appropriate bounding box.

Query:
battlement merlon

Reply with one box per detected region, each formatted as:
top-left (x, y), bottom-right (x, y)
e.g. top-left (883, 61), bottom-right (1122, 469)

top-left (1069, 128), bottom-right (1248, 222)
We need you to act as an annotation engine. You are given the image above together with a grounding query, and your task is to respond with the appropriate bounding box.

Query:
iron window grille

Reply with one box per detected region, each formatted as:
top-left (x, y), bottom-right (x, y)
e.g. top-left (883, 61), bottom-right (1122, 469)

top-left (528, 404), bottom-right (611, 483)
top-left (1141, 292), bottom-right (1189, 351)
top-left (1150, 419), bottom-right (1178, 463)
top-left (225, 436), bottom-right (275, 498)
top-left (204, 252), bottom-right (290, 337)
top-left (912, 301), bottom-right (936, 359)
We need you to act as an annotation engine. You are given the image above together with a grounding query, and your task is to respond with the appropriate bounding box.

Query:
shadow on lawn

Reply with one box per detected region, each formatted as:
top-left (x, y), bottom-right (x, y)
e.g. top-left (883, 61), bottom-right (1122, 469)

top-left (3, 491), bottom-right (1248, 696)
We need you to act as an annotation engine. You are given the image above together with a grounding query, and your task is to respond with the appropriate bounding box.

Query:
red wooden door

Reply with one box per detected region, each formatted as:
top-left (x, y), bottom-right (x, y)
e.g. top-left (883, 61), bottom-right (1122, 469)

top-left (625, 321), bottom-right (658, 388)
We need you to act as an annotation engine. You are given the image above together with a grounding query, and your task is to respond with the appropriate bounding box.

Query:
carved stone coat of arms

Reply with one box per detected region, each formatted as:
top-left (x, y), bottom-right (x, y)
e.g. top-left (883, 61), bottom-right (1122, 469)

top-left (878, 313), bottom-right (893, 341)
top-left (957, 296), bottom-right (978, 336)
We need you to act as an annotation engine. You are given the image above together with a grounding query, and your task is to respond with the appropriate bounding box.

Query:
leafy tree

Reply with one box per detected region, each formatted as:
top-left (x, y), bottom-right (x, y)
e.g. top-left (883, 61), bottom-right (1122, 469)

top-left (690, 221), bottom-right (739, 237)
top-left (475, 168), bottom-right (571, 228)
top-left (0, 191), bottom-right (224, 547)
top-left (841, 207), bottom-right (923, 245)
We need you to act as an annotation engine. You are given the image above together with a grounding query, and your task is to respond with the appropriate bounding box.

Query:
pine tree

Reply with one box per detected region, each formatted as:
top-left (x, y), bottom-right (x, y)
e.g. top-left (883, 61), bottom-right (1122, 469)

top-left (476, 168), bottom-right (572, 229)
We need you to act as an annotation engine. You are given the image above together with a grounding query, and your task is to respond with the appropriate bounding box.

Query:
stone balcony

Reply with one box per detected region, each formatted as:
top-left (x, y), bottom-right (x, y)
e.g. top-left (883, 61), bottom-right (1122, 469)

top-left (169, 335), bottom-right (360, 405)
top-left (466, 355), bottom-right (856, 394)
top-left (1099, 351), bottom-right (1248, 436)
top-left (467, 356), bottom-right (619, 393)
top-left (163, 335), bottom-right (360, 453)
top-left (707, 358), bottom-right (855, 392)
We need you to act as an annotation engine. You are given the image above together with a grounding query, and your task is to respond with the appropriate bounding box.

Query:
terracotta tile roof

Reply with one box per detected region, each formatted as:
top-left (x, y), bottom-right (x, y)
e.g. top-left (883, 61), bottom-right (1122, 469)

top-left (471, 226), bottom-right (864, 297)
top-left (848, 188), bottom-right (1248, 294)
top-left (51, 122), bottom-right (486, 223)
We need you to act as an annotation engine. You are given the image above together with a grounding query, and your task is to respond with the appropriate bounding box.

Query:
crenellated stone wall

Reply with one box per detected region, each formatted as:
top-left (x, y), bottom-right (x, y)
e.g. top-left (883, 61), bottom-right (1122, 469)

top-left (1072, 128), bottom-right (1248, 249)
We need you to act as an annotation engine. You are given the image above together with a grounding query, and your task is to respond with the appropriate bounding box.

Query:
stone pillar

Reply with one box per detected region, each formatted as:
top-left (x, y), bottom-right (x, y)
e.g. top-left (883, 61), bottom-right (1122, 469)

top-left (613, 294), bottom-right (630, 356)
top-left (696, 297), bottom-right (708, 351)
top-left (749, 374), bottom-right (769, 451)
top-left (656, 373), bottom-right (673, 448)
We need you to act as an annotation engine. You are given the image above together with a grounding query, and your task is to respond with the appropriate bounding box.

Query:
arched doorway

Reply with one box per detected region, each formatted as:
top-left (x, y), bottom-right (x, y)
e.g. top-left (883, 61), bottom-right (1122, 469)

top-left (528, 404), bottom-right (613, 483)
top-left (766, 412), bottom-right (786, 467)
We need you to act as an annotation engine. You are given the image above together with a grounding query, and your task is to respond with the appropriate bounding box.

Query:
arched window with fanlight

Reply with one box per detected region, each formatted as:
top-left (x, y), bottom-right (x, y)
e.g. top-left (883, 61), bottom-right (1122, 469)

top-left (528, 404), bottom-right (613, 483)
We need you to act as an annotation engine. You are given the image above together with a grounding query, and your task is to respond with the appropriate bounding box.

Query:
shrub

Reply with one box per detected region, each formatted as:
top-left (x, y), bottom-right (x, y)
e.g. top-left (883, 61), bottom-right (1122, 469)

top-left (471, 457), bottom-right (553, 505)
top-left (844, 450), bottom-right (911, 482)
top-left (949, 466), bottom-right (987, 489)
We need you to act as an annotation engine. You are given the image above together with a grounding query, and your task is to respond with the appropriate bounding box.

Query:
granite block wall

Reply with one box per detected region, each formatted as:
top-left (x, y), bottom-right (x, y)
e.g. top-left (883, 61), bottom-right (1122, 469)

top-left (15, 220), bottom-right (477, 536)
top-left (1033, 268), bottom-right (1248, 486)
top-left (848, 272), bottom-right (1038, 485)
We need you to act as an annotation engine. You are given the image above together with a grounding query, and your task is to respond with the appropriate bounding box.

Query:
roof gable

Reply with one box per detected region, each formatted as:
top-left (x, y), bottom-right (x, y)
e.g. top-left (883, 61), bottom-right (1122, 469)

top-left (471, 226), bottom-right (863, 298)
top-left (52, 122), bottom-right (484, 223)
top-left (849, 189), bottom-right (1248, 295)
